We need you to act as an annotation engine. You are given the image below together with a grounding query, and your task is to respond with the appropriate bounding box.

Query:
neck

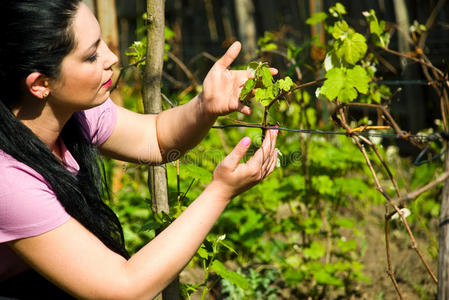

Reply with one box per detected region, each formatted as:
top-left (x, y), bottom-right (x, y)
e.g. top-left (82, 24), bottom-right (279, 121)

top-left (12, 96), bottom-right (73, 151)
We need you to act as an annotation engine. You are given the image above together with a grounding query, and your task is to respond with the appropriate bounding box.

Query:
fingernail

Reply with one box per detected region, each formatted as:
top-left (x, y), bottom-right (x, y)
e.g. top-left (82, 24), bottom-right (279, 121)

top-left (240, 137), bottom-right (251, 146)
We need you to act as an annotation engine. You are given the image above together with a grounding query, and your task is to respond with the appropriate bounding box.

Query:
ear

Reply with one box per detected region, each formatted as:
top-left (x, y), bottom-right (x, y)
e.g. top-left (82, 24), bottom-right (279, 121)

top-left (25, 72), bottom-right (50, 99)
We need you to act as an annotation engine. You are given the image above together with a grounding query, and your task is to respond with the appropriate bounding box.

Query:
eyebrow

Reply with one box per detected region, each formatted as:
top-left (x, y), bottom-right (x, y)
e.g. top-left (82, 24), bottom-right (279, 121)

top-left (84, 38), bottom-right (101, 55)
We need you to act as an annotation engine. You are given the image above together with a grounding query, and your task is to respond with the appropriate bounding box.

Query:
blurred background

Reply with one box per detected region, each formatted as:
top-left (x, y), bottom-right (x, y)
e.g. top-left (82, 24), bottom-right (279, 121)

top-left (83, 1), bottom-right (449, 299)
top-left (86, 0), bottom-right (449, 134)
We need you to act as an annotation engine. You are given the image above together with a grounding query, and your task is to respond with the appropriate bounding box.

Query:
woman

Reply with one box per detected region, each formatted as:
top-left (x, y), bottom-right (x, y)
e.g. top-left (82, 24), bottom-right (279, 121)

top-left (0, 0), bottom-right (278, 299)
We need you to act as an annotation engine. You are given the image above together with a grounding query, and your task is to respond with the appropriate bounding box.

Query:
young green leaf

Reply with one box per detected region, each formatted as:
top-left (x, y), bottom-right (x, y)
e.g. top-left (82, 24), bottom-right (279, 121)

top-left (363, 10), bottom-right (389, 47)
top-left (320, 66), bottom-right (370, 102)
top-left (306, 12), bottom-right (328, 25)
top-left (320, 68), bottom-right (345, 101)
top-left (329, 2), bottom-right (347, 17)
top-left (240, 78), bottom-right (256, 101)
top-left (336, 33), bottom-right (367, 65)
top-left (278, 76), bottom-right (295, 92)
top-left (332, 21), bottom-right (349, 40)
top-left (260, 66), bottom-right (274, 87)
top-left (346, 65), bottom-right (370, 94)
top-left (338, 86), bottom-right (358, 102)
top-left (303, 241), bottom-right (325, 260)
top-left (255, 85), bottom-right (279, 106)
top-left (324, 51), bottom-right (339, 71)
top-left (212, 260), bottom-right (250, 290)
top-left (334, 3), bottom-right (347, 15)
top-left (247, 61), bottom-right (260, 76)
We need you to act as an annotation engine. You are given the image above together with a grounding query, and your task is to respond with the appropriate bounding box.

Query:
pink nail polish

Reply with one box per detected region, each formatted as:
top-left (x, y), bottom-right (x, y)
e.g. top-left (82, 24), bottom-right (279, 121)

top-left (241, 137), bottom-right (251, 146)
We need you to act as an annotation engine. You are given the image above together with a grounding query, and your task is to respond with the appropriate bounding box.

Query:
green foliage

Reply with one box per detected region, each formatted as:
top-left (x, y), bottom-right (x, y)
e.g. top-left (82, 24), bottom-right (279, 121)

top-left (257, 31), bottom-right (278, 52)
top-left (221, 268), bottom-right (282, 299)
top-left (320, 65), bottom-right (370, 102)
top-left (240, 61), bottom-right (295, 106)
top-left (111, 2), bottom-right (440, 299)
top-left (363, 9), bottom-right (390, 47)
top-left (306, 12), bottom-right (327, 25)
top-left (311, 2), bottom-right (392, 104)
top-left (329, 3), bottom-right (347, 17)
top-left (212, 261), bottom-right (250, 290)
top-left (125, 25), bottom-right (175, 67)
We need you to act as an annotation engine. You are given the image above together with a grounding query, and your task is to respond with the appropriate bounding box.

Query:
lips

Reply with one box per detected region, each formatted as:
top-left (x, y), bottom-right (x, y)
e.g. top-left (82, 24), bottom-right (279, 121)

top-left (102, 78), bottom-right (112, 88)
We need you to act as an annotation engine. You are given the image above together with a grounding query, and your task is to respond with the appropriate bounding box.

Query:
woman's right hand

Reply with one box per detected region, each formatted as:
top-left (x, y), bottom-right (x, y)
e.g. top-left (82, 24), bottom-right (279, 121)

top-left (210, 128), bottom-right (279, 200)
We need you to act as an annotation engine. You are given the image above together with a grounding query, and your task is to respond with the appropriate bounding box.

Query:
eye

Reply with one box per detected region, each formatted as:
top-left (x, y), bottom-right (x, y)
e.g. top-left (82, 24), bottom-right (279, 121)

top-left (86, 52), bottom-right (98, 63)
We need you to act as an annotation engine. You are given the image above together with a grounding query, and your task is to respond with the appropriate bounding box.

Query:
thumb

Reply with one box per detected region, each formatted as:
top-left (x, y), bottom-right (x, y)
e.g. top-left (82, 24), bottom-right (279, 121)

top-left (224, 137), bottom-right (251, 168)
top-left (216, 41), bottom-right (241, 69)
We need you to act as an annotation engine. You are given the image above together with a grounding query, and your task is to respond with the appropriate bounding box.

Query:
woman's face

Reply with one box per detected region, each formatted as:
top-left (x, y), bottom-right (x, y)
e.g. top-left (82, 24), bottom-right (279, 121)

top-left (48, 2), bottom-right (118, 111)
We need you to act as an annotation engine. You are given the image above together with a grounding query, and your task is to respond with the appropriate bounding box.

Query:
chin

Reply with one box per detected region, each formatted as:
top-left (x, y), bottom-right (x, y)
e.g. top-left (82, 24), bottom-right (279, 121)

top-left (91, 92), bottom-right (110, 107)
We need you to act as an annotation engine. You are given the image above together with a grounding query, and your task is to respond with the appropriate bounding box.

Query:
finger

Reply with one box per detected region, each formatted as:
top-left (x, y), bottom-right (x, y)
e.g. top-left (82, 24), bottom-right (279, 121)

top-left (216, 41), bottom-right (241, 69)
top-left (269, 68), bottom-right (278, 76)
top-left (224, 137), bottom-right (251, 169)
top-left (264, 128), bottom-right (279, 153)
top-left (237, 102), bottom-right (252, 115)
top-left (249, 129), bottom-right (278, 168)
top-left (260, 138), bottom-right (277, 173)
top-left (264, 150), bottom-right (279, 177)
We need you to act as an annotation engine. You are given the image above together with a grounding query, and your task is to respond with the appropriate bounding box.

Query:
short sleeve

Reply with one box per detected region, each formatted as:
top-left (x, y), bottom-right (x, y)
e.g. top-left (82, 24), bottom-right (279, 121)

top-left (0, 162), bottom-right (70, 243)
top-left (77, 98), bottom-right (118, 146)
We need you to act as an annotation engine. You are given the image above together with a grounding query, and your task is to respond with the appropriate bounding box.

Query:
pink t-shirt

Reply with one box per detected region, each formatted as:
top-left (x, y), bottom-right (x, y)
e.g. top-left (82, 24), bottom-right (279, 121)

top-left (0, 98), bottom-right (117, 280)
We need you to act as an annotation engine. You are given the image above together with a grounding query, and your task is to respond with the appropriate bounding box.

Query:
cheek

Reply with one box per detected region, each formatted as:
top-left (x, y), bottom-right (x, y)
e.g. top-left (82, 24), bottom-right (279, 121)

top-left (65, 65), bottom-right (102, 91)
top-left (81, 67), bottom-right (103, 89)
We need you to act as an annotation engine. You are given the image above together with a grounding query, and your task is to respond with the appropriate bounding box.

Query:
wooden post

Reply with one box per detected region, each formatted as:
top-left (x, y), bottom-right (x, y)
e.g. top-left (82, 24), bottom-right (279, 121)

top-left (439, 150), bottom-right (449, 299)
top-left (392, 0), bottom-right (425, 132)
top-left (234, 0), bottom-right (257, 62)
top-left (143, 1), bottom-right (181, 299)
top-left (438, 90), bottom-right (449, 299)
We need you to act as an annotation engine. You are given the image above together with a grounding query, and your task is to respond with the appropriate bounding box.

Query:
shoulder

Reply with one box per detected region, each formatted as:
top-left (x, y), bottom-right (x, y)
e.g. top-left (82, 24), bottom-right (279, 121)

top-left (76, 98), bottom-right (118, 146)
top-left (0, 150), bottom-right (70, 243)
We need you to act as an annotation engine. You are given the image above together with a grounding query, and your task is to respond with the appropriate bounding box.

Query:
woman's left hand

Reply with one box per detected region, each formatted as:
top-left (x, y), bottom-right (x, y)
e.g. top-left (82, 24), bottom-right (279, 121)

top-left (199, 41), bottom-right (276, 117)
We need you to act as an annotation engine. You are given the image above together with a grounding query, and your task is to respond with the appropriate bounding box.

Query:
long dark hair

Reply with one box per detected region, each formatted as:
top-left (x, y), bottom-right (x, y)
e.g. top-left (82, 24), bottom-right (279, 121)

top-left (0, 0), bottom-right (129, 258)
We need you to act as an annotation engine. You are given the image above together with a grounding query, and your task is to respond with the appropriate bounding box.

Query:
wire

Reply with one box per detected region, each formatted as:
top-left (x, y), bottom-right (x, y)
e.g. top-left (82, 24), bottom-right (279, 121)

top-left (377, 80), bottom-right (438, 86)
top-left (213, 124), bottom-right (449, 165)
top-left (212, 124), bottom-right (435, 141)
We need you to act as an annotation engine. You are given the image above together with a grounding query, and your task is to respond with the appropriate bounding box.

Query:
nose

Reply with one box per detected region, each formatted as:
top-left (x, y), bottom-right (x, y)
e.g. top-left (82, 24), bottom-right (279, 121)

top-left (102, 40), bottom-right (119, 70)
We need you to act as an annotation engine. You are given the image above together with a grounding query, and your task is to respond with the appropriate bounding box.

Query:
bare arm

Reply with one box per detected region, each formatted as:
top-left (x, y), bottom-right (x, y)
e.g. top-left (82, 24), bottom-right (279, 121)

top-left (100, 42), bottom-right (256, 164)
top-left (9, 130), bottom-right (279, 300)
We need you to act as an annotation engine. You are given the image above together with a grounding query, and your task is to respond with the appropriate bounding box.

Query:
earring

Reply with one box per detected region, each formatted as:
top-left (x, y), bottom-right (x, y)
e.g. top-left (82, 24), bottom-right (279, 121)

top-left (42, 91), bottom-right (49, 99)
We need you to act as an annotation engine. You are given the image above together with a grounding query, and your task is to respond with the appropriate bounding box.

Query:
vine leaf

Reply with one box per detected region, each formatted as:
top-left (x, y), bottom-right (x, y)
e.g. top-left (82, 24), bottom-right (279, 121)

top-left (324, 51), bottom-right (340, 71)
top-left (247, 61), bottom-right (260, 76)
top-left (347, 65), bottom-right (370, 94)
top-left (321, 68), bottom-right (345, 101)
top-left (335, 33), bottom-right (367, 65)
top-left (329, 2), bottom-right (347, 17)
top-left (255, 84), bottom-right (279, 106)
top-left (363, 9), bottom-right (390, 48)
top-left (260, 66), bottom-right (274, 87)
top-left (240, 78), bottom-right (256, 101)
top-left (320, 66), bottom-right (370, 102)
top-left (306, 12), bottom-right (327, 25)
top-left (332, 21), bottom-right (349, 40)
top-left (211, 260), bottom-right (250, 290)
top-left (278, 76), bottom-right (295, 91)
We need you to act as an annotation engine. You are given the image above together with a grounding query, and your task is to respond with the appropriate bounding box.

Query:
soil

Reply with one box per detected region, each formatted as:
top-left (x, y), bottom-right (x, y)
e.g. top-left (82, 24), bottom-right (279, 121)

top-left (357, 204), bottom-right (437, 300)
top-left (180, 203), bottom-right (438, 300)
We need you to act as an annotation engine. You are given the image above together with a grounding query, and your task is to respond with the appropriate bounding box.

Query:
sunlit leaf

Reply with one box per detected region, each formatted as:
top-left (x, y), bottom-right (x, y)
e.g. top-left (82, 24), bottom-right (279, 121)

top-left (336, 33), bottom-right (367, 65)
top-left (321, 68), bottom-right (345, 101)
top-left (212, 261), bottom-right (250, 290)
top-left (306, 12), bottom-right (328, 25)
top-left (240, 78), bottom-right (255, 101)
